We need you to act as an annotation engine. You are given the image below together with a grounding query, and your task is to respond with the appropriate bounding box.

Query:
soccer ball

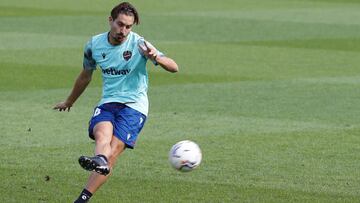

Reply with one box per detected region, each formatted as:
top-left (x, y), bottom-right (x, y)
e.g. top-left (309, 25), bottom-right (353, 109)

top-left (169, 140), bottom-right (202, 172)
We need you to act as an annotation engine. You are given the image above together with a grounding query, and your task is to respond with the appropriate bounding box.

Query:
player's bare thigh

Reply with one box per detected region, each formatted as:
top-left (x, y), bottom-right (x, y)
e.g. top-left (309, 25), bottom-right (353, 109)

top-left (93, 121), bottom-right (113, 141)
top-left (93, 121), bottom-right (113, 157)
top-left (93, 121), bottom-right (126, 165)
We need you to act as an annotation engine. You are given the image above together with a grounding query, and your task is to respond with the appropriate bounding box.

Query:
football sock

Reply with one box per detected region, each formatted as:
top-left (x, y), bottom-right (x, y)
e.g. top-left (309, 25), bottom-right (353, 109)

top-left (74, 188), bottom-right (92, 203)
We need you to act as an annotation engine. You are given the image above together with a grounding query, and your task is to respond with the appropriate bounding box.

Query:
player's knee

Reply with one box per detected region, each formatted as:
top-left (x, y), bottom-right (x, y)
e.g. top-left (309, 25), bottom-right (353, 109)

top-left (94, 131), bottom-right (110, 144)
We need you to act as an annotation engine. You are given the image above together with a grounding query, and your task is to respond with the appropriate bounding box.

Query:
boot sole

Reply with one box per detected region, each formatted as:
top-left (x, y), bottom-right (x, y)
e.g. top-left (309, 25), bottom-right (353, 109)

top-left (78, 156), bottom-right (110, 176)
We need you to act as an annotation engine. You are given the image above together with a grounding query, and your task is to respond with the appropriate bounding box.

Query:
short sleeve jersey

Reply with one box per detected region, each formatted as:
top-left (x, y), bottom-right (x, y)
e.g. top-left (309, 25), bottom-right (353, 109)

top-left (83, 31), bottom-right (164, 116)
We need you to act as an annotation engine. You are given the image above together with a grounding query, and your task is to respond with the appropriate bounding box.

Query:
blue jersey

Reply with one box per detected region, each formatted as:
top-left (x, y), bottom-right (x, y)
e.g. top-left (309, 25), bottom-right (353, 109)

top-left (83, 32), bottom-right (163, 116)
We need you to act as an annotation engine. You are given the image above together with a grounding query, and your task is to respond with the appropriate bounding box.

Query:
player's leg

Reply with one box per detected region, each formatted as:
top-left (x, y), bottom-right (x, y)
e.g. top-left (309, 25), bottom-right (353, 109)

top-left (78, 121), bottom-right (113, 175)
top-left (79, 104), bottom-right (116, 175)
top-left (93, 121), bottom-right (113, 158)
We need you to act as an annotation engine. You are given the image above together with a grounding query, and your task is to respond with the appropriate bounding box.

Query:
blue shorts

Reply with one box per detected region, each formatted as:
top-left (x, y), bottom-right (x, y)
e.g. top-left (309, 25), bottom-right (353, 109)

top-left (88, 102), bottom-right (147, 149)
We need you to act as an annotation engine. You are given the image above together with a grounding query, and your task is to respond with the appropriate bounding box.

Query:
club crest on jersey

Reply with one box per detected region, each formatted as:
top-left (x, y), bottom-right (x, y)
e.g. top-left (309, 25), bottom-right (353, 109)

top-left (123, 51), bottom-right (132, 61)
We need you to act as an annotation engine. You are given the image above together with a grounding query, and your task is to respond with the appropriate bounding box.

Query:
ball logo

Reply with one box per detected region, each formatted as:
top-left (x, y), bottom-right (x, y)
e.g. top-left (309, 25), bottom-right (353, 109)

top-left (171, 144), bottom-right (181, 158)
top-left (123, 51), bottom-right (132, 61)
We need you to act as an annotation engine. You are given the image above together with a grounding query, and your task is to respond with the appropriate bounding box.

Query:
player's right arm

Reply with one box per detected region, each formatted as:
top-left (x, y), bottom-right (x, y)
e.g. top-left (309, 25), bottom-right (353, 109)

top-left (54, 39), bottom-right (96, 112)
top-left (53, 69), bottom-right (93, 111)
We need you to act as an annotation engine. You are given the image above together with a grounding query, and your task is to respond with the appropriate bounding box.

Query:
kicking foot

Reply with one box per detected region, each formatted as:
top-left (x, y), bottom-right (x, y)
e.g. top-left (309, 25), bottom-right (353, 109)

top-left (78, 155), bottom-right (110, 176)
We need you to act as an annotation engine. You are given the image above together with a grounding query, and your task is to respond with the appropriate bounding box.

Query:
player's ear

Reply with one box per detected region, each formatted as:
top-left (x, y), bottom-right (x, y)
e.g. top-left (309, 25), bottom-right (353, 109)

top-left (108, 16), bottom-right (113, 24)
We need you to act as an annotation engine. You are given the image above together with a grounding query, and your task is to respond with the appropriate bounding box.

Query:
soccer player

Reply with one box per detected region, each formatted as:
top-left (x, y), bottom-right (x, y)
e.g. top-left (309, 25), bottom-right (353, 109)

top-left (53, 2), bottom-right (178, 202)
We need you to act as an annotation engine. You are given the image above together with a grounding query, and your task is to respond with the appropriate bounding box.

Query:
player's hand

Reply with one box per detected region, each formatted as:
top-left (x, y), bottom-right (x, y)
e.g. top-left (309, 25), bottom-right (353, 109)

top-left (53, 101), bottom-right (72, 112)
top-left (138, 40), bottom-right (158, 61)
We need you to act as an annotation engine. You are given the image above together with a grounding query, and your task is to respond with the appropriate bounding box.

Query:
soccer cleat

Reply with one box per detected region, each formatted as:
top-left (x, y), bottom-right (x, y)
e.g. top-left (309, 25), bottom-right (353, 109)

top-left (78, 155), bottom-right (110, 176)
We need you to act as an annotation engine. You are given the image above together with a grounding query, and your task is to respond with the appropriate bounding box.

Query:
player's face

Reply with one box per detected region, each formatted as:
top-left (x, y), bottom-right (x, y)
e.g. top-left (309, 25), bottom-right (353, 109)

top-left (109, 13), bottom-right (134, 44)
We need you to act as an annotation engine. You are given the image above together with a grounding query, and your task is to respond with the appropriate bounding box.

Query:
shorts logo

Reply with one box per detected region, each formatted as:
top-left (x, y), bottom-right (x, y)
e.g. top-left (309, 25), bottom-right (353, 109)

top-left (93, 108), bottom-right (101, 117)
top-left (123, 51), bottom-right (132, 61)
top-left (127, 133), bottom-right (131, 140)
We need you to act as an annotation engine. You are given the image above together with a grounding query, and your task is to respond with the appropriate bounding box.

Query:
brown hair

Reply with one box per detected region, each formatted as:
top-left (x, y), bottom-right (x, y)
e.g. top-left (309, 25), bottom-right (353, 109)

top-left (111, 2), bottom-right (140, 25)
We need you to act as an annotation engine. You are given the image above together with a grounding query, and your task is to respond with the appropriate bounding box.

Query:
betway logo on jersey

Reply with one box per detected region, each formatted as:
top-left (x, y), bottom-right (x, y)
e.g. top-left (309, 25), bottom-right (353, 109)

top-left (102, 68), bottom-right (130, 76)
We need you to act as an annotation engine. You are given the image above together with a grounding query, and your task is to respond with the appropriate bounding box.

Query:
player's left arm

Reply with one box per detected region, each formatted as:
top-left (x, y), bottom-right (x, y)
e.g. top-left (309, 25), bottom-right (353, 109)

top-left (154, 55), bottom-right (178, 73)
top-left (140, 40), bottom-right (178, 73)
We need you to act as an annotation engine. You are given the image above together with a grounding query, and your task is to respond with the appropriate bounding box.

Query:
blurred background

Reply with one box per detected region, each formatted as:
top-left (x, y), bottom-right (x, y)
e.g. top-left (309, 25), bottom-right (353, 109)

top-left (1, 0), bottom-right (360, 202)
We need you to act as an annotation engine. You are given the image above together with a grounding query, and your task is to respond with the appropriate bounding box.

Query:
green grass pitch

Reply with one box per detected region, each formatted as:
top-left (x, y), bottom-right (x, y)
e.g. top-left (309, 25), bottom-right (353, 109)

top-left (1, 0), bottom-right (360, 202)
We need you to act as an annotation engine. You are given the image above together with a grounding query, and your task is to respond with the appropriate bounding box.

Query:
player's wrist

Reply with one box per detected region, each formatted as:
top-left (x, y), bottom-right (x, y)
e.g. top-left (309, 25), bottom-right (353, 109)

top-left (152, 54), bottom-right (159, 66)
top-left (64, 99), bottom-right (74, 107)
top-left (152, 54), bottom-right (158, 61)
